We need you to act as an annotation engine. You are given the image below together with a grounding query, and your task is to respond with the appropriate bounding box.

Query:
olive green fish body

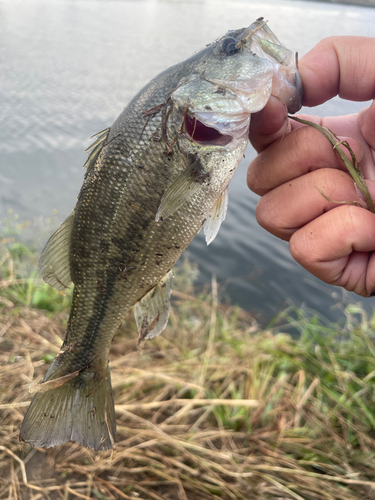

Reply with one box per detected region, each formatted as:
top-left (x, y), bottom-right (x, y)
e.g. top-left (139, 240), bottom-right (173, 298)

top-left (20, 19), bottom-right (302, 450)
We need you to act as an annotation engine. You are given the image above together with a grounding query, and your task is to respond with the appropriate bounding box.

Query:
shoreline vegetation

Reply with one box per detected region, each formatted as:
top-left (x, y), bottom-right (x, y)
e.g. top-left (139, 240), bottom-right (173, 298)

top-left (1, 214), bottom-right (375, 499)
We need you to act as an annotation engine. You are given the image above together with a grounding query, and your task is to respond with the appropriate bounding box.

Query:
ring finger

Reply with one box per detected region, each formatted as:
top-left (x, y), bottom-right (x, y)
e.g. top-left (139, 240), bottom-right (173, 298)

top-left (255, 167), bottom-right (366, 241)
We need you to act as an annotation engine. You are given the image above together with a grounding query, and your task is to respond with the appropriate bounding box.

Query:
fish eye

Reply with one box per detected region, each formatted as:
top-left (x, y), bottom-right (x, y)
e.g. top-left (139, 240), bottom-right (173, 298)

top-left (220, 37), bottom-right (240, 56)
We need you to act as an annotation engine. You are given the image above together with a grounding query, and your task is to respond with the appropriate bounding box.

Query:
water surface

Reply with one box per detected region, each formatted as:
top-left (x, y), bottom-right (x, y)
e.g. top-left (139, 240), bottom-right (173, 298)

top-left (1, 0), bottom-right (375, 323)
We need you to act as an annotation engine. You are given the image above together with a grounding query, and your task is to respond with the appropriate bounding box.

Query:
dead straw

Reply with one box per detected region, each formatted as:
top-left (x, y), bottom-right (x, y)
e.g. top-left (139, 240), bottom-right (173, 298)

top-left (1, 238), bottom-right (375, 499)
top-left (1, 289), bottom-right (375, 500)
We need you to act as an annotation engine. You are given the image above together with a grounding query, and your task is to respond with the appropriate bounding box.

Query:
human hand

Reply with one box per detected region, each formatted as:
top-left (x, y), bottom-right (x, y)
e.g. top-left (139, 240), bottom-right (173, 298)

top-left (247, 37), bottom-right (375, 297)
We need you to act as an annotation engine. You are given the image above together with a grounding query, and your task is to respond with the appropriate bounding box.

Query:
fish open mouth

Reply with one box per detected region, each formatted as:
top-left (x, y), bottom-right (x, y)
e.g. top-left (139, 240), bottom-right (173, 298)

top-left (184, 113), bottom-right (233, 147)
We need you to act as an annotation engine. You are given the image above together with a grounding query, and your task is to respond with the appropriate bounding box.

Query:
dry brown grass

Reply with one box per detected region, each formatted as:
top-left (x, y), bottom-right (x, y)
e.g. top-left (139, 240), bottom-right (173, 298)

top-left (1, 274), bottom-right (375, 500)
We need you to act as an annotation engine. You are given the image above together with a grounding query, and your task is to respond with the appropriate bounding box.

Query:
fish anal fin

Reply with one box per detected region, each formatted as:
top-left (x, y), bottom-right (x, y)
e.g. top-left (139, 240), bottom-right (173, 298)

top-left (20, 365), bottom-right (116, 451)
top-left (134, 270), bottom-right (173, 341)
top-left (39, 211), bottom-right (75, 291)
top-left (155, 159), bottom-right (208, 222)
top-left (203, 187), bottom-right (229, 245)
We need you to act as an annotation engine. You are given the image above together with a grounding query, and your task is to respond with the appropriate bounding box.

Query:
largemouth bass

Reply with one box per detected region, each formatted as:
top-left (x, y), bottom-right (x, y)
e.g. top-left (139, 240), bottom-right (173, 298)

top-left (20, 19), bottom-right (302, 451)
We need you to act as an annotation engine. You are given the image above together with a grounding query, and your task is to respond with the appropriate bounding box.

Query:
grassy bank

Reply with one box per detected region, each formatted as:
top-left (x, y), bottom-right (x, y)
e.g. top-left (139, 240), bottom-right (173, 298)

top-left (1, 216), bottom-right (375, 499)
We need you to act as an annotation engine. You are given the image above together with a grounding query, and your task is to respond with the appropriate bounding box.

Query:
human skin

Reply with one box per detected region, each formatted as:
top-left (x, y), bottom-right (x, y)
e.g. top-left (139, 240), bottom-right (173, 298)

top-left (247, 37), bottom-right (375, 297)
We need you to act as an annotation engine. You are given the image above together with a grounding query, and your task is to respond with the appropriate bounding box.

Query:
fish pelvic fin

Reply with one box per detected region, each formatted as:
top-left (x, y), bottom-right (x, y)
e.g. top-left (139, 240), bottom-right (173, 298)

top-left (20, 364), bottom-right (116, 451)
top-left (134, 270), bottom-right (173, 343)
top-left (203, 187), bottom-right (229, 245)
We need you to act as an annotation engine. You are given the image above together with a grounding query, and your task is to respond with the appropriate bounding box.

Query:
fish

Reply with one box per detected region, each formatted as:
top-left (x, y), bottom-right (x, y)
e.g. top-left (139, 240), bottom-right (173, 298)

top-left (20, 18), bottom-right (302, 451)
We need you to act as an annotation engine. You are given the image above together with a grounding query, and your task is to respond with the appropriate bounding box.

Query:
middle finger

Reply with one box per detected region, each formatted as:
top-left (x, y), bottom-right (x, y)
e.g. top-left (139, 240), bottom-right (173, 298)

top-left (255, 168), bottom-right (365, 241)
top-left (247, 123), bottom-right (362, 196)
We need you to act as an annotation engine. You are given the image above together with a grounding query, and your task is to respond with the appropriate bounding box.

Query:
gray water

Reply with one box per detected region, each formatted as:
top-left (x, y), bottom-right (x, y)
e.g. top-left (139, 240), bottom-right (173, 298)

top-left (1, 0), bottom-right (375, 324)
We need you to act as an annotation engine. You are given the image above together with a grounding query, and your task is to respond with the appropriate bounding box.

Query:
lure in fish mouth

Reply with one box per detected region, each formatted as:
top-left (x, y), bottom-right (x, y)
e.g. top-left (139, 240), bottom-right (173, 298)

top-left (20, 19), bottom-right (303, 451)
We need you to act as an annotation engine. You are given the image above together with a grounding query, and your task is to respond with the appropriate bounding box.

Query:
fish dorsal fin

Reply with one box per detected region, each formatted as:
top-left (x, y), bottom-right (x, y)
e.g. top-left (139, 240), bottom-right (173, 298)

top-left (39, 211), bottom-right (75, 291)
top-left (155, 159), bottom-right (208, 222)
top-left (83, 128), bottom-right (110, 175)
top-left (203, 187), bottom-right (229, 245)
top-left (134, 270), bottom-right (173, 342)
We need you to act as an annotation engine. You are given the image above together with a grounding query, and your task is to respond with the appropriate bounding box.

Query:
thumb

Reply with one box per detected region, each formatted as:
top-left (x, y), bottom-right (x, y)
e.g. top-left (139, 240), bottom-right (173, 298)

top-left (358, 100), bottom-right (375, 151)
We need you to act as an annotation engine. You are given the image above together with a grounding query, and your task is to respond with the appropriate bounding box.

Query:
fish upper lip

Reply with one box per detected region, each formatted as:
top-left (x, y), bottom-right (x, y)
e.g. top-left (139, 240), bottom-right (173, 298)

top-left (289, 70), bottom-right (303, 113)
top-left (193, 110), bottom-right (250, 143)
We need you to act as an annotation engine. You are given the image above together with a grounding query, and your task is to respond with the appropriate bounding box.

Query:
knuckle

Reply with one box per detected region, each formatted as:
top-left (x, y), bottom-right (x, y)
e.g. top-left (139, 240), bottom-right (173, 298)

top-left (255, 196), bottom-right (272, 230)
top-left (247, 155), bottom-right (268, 195)
top-left (255, 195), bottom-right (291, 241)
top-left (289, 230), bottom-right (310, 266)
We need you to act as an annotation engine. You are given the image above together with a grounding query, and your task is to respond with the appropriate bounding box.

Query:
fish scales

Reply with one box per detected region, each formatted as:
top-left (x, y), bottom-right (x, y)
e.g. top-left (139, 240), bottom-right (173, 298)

top-left (20, 19), bottom-right (303, 450)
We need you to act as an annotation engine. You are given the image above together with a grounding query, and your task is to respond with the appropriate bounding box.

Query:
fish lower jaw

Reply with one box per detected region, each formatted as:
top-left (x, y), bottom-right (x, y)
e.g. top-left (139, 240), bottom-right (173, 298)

top-left (189, 111), bottom-right (250, 145)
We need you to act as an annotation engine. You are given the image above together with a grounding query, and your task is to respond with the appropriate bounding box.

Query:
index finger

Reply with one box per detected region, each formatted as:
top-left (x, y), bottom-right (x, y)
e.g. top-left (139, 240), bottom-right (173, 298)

top-left (249, 95), bottom-right (290, 153)
top-left (299, 36), bottom-right (375, 106)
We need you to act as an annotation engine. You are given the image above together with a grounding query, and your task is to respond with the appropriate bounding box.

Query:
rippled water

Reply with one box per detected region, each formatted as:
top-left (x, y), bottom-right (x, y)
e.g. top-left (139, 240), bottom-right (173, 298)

top-left (1, 0), bottom-right (375, 323)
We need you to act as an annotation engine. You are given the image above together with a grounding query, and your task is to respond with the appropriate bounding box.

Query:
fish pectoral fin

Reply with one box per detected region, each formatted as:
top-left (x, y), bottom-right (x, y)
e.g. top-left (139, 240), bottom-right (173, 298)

top-left (20, 364), bottom-right (116, 451)
top-left (83, 127), bottom-right (110, 176)
top-left (39, 211), bottom-right (75, 291)
top-left (203, 187), bottom-right (229, 245)
top-left (134, 270), bottom-right (173, 342)
top-left (155, 159), bottom-right (208, 222)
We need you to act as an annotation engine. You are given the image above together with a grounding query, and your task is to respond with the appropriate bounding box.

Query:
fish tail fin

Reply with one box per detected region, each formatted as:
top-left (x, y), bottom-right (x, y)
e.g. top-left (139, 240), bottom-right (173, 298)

top-left (20, 365), bottom-right (116, 451)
